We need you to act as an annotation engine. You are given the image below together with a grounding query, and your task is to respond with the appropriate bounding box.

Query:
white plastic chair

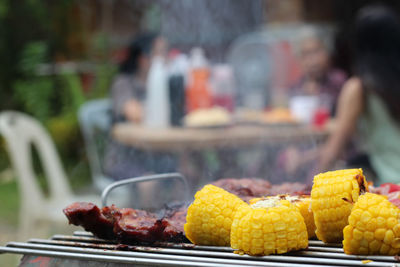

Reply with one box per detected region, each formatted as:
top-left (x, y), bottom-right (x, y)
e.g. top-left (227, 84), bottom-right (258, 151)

top-left (0, 111), bottom-right (98, 240)
top-left (78, 99), bottom-right (131, 207)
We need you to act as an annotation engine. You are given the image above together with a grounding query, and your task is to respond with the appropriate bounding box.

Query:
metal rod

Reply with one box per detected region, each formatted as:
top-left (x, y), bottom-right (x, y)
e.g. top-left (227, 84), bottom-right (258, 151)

top-left (0, 247), bottom-right (238, 267)
top-left (6, 241), bottom-right (398, 267)
top-left (307, 246), bottom-right (344, 253)
top-left (101, 172), bottom-right (191, 207)
top-left (73, 231), bottom-right (93, 237)
top-left (50, 235), bottom-right (117, 244)
top-left (45, 235), bottom-right (400, 263)
top-left (308, 240), bottom-right (343, 247)
top-left (2, 232), bottom-right (399, 267)
top-left (34, 237), bottom-right (234, 252)
top-left (0, 246), bottom-right (328, 267)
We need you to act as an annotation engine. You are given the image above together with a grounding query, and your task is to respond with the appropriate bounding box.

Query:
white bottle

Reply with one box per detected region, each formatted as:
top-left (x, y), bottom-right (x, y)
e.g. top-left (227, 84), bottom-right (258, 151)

top-left (144, 56), bottom-right (170, 128)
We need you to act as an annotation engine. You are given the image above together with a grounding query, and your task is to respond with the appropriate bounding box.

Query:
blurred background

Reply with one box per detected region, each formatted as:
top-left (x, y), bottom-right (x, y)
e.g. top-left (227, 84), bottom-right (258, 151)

top-left (2, 0), bottom-right (400, 264)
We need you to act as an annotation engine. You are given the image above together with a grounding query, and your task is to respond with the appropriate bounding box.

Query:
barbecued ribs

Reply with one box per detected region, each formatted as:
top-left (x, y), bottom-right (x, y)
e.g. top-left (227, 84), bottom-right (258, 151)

top-left (64, 179), bottom-right (310, 244)
top-left (212, 178), bottom-right (271, 202)
top-left (63, 202), bottom-right (187, 244)
top-left (212, 178), bottom-right (309, 202)
top-left (63, 202), bottom-right (117, 239)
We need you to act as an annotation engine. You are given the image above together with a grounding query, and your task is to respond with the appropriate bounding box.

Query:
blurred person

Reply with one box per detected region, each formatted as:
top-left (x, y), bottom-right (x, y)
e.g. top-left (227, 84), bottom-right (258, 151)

top-left (275, 27), bottom-right (347, 182)
top-left (105, 33), bottom-right (177, 205)
top-left (315, 5), bottom-right (400, 185)
top-left (111, 33), bottom-right (167, 123)
top-left (291, 26), bottom-right (347, 115)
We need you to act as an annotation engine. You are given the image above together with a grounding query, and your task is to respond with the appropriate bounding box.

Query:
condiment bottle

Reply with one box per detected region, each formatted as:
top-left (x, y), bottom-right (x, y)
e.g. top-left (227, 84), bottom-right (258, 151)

top-left (211, 64), bottom-right (235, 112)
top-left (144, 55), bottom-right (170, 128)
top-left (168, 51), bottom-right (188, 126)
top-left (186, 47), bottom-right (212, 113)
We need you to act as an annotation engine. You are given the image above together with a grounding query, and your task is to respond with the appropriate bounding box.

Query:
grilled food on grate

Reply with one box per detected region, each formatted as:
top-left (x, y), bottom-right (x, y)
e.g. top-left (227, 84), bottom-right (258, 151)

top-left (184, 184), bottom-right (247, 246)
top-left (212, 178), bottom-right (271, 202)
top-left (250, 195), bottom-right (316, 239)
top-left (311, 168), bottom-right (368, 243)
top-left (212, 178), bottom-right (310, 203)
top-left (63, 202), bottom-right (188, 244)
top-left (231, 197), bottom-right (308, 255)
top-left (343, 192), bottom-right (400, 255)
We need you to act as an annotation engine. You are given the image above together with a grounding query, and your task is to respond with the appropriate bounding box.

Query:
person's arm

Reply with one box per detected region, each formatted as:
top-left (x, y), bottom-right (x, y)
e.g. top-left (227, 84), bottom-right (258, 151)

top-left (111, 75), bottom-right (143, 123)
top-left (316, 77), bottom-right (364, 173)
top-left (123, 99), bottom-right (143, 123)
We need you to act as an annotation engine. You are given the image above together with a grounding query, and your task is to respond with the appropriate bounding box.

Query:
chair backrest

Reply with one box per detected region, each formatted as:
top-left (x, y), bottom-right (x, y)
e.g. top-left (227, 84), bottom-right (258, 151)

top-left (0, 111), bottom-right (73, 210)
top-left (78, 99), bottom-right (112, 190)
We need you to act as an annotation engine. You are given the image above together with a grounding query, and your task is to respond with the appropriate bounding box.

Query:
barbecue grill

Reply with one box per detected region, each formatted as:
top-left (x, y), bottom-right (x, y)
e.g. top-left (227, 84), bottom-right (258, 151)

top-left (1, 231), bottom-right (400, 267)
top-left (1, 173), bottom-right (400, 266)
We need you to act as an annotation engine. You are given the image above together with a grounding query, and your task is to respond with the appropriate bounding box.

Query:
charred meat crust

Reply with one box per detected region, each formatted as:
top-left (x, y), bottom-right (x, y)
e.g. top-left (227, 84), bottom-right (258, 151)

top-left (63, 202), bottom-right (116, 239)
top-left (63, 202), bottom-right (187, 244)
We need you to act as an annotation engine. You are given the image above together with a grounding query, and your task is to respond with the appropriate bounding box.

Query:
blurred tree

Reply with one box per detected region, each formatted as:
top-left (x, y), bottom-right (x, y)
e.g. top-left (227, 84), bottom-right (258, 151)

top-left (0, 0), bottom-right (89, 110)
top-left (0, 0), bottom-right (115, 189)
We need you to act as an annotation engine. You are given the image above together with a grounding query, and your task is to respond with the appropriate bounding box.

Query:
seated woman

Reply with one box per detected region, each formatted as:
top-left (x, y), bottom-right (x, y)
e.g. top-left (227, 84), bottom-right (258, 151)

top-left (291, 26), bottom-right (347, 116)
top-left (316, 5), bottom-right (400, 185)
top-left (275, 26), bottom-right (347, 182)
top-left (105, 33), bottom-right (176, 190)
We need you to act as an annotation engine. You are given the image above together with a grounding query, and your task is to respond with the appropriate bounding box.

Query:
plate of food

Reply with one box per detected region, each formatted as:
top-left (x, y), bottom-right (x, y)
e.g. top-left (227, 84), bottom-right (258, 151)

top-left (183, 107), bottom-right (233, 128)
top-left (235, 108), bottom-right (300, 127)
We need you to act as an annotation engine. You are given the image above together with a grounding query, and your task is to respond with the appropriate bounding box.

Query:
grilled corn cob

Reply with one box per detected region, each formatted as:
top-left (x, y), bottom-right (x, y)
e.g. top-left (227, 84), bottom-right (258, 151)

top-left (250, 195), bottom-right (316, 239)
top-left (184, 184), bottom-right (246, 246)
top-left (230, 198), bottom-right (308, 255)
top-left (343, 192), bottom-right (400, 255)
top-left (311, 168), bottom-right (368, 243)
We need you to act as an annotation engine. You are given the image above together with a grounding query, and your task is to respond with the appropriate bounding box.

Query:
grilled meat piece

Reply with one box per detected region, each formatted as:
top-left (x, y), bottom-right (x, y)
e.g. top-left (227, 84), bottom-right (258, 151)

top-left (161, 206), bottom-right (188, 242)
top-left (212, 178), bottom-right (310, 202)
top-left (212, 178), bottom-right (311, 202)
top-left (212, 178), bottom-right (271, 202)
top-left (63, 202), bottom-right (186, 244)
top-left (63, 202), bottom-right (117, 239)
top-left (114, 208), bottom-right (166, 244)
top-left (269, 182), bottom-right (310, 196)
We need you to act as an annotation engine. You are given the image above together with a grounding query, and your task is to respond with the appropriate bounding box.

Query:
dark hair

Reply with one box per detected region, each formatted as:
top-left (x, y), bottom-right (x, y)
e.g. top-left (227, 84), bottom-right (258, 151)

top-left (119, 32), bottom-right (158, 74)
top-left (354, 5), bottom-right (400, 122)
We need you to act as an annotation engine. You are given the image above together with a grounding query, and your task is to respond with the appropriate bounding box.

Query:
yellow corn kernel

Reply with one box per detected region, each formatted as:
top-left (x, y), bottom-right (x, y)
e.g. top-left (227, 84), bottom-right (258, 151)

top-left (311, 169), bottom-right (368, 243)
top-left (231, 197), bottom-right (308, 256)
top-left (343, 192), bottom-right (400, 255)
top-left (184, 184), bottom-right (246, 246)
top-left (250, 195), bottom-right (316, 239)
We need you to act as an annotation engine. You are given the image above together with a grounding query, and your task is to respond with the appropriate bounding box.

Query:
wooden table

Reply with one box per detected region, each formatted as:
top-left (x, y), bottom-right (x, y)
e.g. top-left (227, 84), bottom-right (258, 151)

top-left (112, 123), bottom-right (330, 189)
top-left (112, 123), bottom-right (329, 152)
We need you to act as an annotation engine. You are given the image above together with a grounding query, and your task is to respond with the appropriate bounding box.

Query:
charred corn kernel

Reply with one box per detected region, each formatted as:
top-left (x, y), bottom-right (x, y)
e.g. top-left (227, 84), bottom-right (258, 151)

top-left (231, 197), bottom-right (308, 256)
top-left (311, 169), bottom-right (368, 243)
top-left (184, 184), bottom-right (246, 246)
top-left (343, 193), bottom-right (400, 255)
top-left (250, 195), bottom-right (316, 239)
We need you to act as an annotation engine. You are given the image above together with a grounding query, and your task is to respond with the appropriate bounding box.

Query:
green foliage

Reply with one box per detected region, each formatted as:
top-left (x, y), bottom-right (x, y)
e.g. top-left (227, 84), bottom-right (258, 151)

top-left (13, 42), bottom-right (53, 121)
top-left (14, 78), bottom-right (54, 122)
top-left (0, 0), bottom-right (9, 19)
top-left (0, 1), bottom-right (119, 204)
top-left (18, 41), bottom-right (48, 74)
top-left (0, 180), bottom-right (19, 225)
top-left (90, 63), bottom-right (117, 98)
top-left (60, 72), bottom-right (86, 113)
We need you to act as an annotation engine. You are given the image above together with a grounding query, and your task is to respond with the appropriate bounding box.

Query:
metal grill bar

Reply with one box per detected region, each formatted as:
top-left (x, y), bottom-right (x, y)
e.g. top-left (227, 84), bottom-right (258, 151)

top-left (5, 241), bottom-right (345, 267)
top-left (101, 173), bottom-right (191, 207)
top-left (1, 233), bottom-right (400, 266)
top-left (31, 238), bottom-right (344, 254)
top-left (22, 238), bottom-right (400, 264)
top-left (0, 246), bottom-right (237, 267)
top-left (50, 234), bottom-right (233, 252)
top-left (40, 238), bottom-right (400, 264)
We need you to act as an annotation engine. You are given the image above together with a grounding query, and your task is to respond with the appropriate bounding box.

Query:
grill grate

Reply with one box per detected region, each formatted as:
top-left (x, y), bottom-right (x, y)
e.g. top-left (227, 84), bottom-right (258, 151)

top-left (1, 231), bottom-right (400, 267)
